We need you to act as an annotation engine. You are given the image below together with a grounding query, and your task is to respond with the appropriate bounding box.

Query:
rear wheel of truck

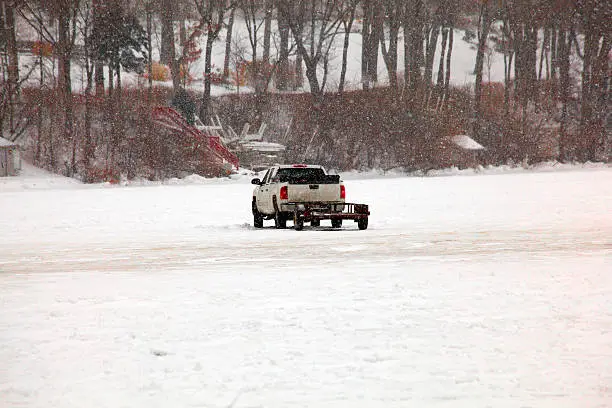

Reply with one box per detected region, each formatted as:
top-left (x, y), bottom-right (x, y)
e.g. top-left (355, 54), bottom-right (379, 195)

top-left (357, 217), bottom-right (368, 230)
top-left (272, 196), bottom-right (287, 229)
top-left (294, 211), bottom-right (304, 231)
top-left (274, 211), bottom-right (287, 229)
top-left (311, 219), bottom-right (320, 227)
top-left (331, 219), bottom-right (342, 228)
top-left (253, 201), bottom-right (263, 228)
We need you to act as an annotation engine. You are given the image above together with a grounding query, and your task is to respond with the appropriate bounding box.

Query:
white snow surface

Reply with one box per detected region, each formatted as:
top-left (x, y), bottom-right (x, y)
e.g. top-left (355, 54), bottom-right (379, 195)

top-left (1, 164), bottom-right (612, 408)
top-left (452, 134), bottom-right (486, 150)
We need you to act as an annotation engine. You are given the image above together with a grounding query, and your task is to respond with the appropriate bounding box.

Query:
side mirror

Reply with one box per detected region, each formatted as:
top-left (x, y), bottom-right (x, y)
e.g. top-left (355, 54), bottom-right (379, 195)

top-left (251, 178), bottom-right (261, 185)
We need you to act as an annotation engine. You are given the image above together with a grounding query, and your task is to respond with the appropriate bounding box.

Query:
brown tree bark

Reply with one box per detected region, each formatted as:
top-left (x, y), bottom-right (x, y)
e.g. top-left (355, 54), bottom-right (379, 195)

top-left (380, 0), bottom-right (402, 90)
top-left (338, 2), bottom-right (357, 94)
top-left (57, 1), bottom-right (74, 155)
top-left (443, 26), bottom-right (454, 104)
top-left (473, 1), bottom-right (492, 137)
top-left (362, 1), bottom-right (382, 89)
top-left (223, 5), bottom-right (235, 79)
top-left (437, 28), bottom-right (449, 89)
top-left (262, 0), bottom-right (273, 63)
top-left (93, 0), bottom-right (105, 96)
top-left (161, 0), bottom-right (180, 92)
top-left (277, 5), bottom-right (290, 90)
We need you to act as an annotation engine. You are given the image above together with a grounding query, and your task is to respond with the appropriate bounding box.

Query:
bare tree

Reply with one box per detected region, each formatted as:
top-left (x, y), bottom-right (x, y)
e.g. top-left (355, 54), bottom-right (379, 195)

top-left (262, 0), bottom-right (273, 63)
top-left (223, 3), bottom-right (236, 79)
top-left (361, 0), bottom-right (383, 90)
top-left (278, 0), bottom-right (345, 101)
top-left (160, 0), bottom-right (181, 91)
top-left (576, 0), bottom-right (610, 161)
top-left (380, 0), bottom-right (403, 91)
top-left (473, 0), bottom-right (495, 138)
top-left (337, 0), bottom-right (358, 94)
top-left (403, 0), bottom-right (425, 98)
top-left (0, 0), bottom-right (19, 138)
top-left (193, 0), bottom-right (231, 121)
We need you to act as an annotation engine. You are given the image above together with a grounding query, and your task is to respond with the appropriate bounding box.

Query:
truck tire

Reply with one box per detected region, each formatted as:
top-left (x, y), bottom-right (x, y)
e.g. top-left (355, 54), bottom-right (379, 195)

top-left (357, 217), bottom-right (368, 230)
top-left (274, 211), bottom-right (287, 229)
top-left (331, 219), bottom-right (342, 228)
top-left (294, 211), bottom-right (304, 231)
top-left (272, 196), bottom-right (287, 229)
top-left (311, 219), bottom-right (320, 227)
top-left (253, 200), bottom-right (263, 228)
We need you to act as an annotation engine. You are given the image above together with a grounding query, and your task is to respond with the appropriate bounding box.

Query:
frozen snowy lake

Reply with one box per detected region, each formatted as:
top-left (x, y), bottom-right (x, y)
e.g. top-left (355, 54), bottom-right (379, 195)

top-left (1, 165), bottom-right (611, 407)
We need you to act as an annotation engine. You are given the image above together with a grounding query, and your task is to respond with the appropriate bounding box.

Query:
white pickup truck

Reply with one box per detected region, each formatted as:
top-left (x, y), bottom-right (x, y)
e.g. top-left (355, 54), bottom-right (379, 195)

top-left (251, 164), bottom-right (369, 230)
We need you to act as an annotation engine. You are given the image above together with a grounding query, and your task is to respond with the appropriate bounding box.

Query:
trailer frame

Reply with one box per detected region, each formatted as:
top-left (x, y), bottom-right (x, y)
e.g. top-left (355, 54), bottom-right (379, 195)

top-left (289, 202), bottom-right (370, 230)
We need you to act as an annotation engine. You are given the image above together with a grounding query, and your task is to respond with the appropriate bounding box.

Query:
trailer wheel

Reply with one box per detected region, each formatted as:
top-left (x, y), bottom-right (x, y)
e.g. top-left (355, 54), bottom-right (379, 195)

top-left (311, 219), bottom-right (320, 227)
top-left (357, 217), bottom-right (368, 230)
top-left (253, 200), bottom-right (263, 228)
top-left (294, 211), bottom-right (304, 231)
top-left (331, 219), bottom-right (342, 228)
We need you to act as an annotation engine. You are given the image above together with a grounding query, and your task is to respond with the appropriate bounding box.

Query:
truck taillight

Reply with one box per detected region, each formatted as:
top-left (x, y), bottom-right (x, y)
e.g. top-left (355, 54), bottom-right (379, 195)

top-left (280, 186), bottom-right (288, 200)
top-left (340, 185), bottom-right (346, 199)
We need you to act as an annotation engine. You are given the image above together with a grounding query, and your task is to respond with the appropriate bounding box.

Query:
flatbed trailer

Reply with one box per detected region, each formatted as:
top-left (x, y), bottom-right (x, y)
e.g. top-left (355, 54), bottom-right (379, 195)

top-left (289, 202), bottom-right (370, 231)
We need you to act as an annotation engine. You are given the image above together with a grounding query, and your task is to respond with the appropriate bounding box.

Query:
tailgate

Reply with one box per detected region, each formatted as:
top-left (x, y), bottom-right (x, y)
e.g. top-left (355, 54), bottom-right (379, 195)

top-left (287, 184), bottom-right (342, 203)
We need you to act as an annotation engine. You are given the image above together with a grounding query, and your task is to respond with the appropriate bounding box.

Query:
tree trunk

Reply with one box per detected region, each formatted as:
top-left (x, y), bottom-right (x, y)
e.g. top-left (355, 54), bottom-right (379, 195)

top-left (58, 4), bottom-right (74, 147)
top-left (473, 2), bottom-right (492, 137)
top-left (146, 3), bottom-right (153, 100)
top-left (403, 7), bottom-right (410, 94)
top-left (161, 0), bottom-right (180, 92)
top-left (368, 5), bottom-right (383, 86)
top-left (294, 2), bottom-right (305, 89)
top-left (361, 1), bottom-right (371, 90)
top-left (200, 36), bottom-right (215, 122)
top-left (36, 20), bottom-right (44, 165)
top-left (277, 6), bottom-right (289, 90)
top-left (223, 6), bottom-right (235, 79)
top-left (502, 18), bottom-right (513, 120)
top-left (406, 0), bottom-right (424, 96)
top-left (594, 33), bottom-right (611, 159)
top-left (93, 0), bottom-right (105, 96)
top-left (525, 25), bottom-right (538, 105)
top-left (362, 1), bottom-right (382, 89)
top-left (338, 6), bottom-right (356, 94)
top-left (538, 27), bottom-right (549, 81)
top-left (380, 0), bottom-right (402, 91)
top-left (550, 24), bottom-right (557, 81)
top-left (108, 63), bottom-right (113, 97)
top-left (1, 0), bottom-right (18, 139)
top-left (4, 0), bottom-right (18, 93)
top-left (437, 28), bottom-right (448, 89)
top-left (558, 28), bottom-right (571, 161)
top-left (444, 27), bottom-right (453, 102)
top-left (424, 24), bottom-right (440, 87)
top-left (262, 0), bottom-right (273, 63)
top-left (179, 19), bottom-right (186, 46)
top-left (83, 11), bottom-right (95, 176)
top-left (160, 8), bottom-right (171, 65)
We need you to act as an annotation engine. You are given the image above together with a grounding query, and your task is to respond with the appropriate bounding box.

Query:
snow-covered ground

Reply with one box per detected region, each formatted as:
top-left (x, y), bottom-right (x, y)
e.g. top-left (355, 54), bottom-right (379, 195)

top-left (1, 164), bottom-right (611, 407)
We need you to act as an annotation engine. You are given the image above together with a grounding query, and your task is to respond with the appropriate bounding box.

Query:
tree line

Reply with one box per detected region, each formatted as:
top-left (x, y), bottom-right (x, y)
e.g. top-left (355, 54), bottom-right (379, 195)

top-left (0, 0), bottom-right (609, 180)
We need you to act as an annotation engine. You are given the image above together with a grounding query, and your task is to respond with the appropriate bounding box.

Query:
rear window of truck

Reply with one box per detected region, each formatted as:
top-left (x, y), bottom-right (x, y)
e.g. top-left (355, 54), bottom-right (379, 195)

top-left (275, 168), bottom-right (340, 184)
top-left (276, 168), bottom-right (325, 183)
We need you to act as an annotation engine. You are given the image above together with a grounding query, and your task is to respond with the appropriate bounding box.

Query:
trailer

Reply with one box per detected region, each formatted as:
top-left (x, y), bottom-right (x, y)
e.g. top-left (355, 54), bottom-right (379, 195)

top-left (291, 202), bottom-right (370, 231)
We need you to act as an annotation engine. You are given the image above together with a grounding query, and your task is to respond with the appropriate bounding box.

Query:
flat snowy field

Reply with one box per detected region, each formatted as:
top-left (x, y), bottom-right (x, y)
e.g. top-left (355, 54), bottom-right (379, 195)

top-left (1, 164), bottom-right (611, 408)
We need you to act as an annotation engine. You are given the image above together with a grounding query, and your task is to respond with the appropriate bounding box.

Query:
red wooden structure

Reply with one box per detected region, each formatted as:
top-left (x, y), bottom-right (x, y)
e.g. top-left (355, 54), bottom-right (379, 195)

top-left (151, 107), bottom-right (239, 170)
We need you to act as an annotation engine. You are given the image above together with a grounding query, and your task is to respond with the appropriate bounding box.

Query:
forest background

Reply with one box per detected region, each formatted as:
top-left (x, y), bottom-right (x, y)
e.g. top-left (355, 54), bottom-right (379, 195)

top-left (0, 0), bottom-right (609, 181)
